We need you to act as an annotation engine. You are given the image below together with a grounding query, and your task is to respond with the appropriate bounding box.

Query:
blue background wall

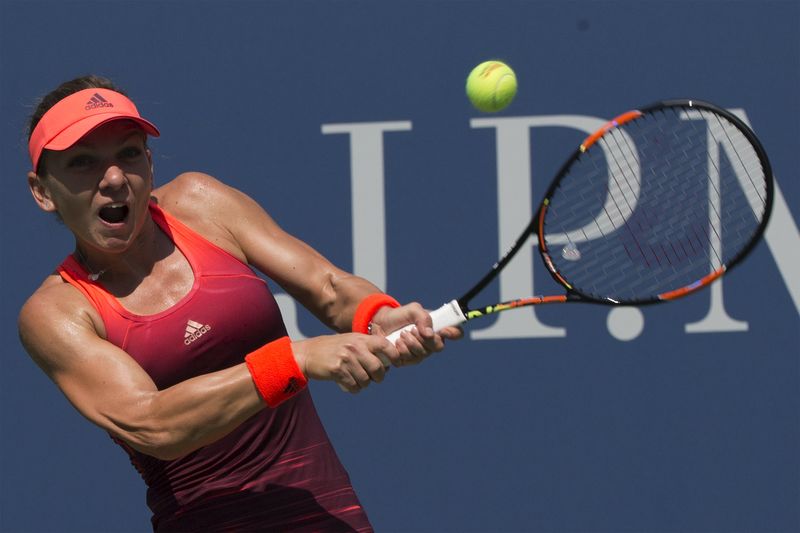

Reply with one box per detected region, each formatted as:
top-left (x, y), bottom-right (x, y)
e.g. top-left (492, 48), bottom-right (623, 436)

top-left (1, 1), bottom-right (798, 531)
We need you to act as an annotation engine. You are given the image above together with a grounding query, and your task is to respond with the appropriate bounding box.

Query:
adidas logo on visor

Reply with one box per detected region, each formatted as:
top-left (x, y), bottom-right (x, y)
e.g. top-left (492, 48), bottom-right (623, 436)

top-left (184, 319), bottom-right (212, 345)
top-left (84, 92), bottom-right (114, 110)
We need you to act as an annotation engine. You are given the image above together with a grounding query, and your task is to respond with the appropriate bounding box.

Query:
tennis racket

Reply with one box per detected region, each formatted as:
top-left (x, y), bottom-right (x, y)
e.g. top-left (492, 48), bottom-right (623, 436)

top-left (387, 99), bottom-right (773, 343)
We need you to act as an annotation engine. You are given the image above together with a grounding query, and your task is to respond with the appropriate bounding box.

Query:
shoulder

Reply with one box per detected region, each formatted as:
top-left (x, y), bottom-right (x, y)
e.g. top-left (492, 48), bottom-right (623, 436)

top-left (154, 172), bottom-right (279, 229)
top-left (152, 172), bottom-right (262, 261)
top-left (19, 276), bottom-right (104, 368)
top-left (153, 171), bottom-right (231, 210)
top-left (20, 275), bottom-right (100, 331)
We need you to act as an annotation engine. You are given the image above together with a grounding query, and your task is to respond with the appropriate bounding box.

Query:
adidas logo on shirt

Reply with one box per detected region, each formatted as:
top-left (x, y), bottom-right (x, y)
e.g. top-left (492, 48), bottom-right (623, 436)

top-left (84, 92), bottom-right (114, 110)
top-left (184, 319), bottom-right (212, 345)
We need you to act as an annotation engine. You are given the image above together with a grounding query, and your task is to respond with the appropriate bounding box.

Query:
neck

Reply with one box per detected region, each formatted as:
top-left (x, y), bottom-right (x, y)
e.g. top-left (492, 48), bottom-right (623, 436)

top-left (74, 247), bottom-right (107, 281)
top-left (74, 214), bottom-right (166, 283)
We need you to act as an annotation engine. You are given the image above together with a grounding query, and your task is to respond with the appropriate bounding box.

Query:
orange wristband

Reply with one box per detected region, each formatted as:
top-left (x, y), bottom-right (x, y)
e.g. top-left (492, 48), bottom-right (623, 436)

top-left (352, 293), bottom-right (400, 334)
top-left (245, 336), bottom-right (307, 408)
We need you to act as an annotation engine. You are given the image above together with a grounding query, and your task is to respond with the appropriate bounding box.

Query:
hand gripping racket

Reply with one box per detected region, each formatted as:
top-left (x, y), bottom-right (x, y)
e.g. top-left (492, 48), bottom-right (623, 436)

top-left (387, 99), bottom-right (773, 343)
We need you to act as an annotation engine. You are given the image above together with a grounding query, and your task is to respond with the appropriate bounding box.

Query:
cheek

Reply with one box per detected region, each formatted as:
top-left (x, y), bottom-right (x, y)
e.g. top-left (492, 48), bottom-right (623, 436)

top-left (141, 169), bottom-right (155, 192)
top-left (53, 198), bottom-right (87, 221)
top-left (45, 186), bottom-right (72, 213)
top-left (132, 160), bottom-right (154, 184)
top-left (49, 201), bottom-right (93, 236)
top-left (45, 182), bottom-right (93, 220)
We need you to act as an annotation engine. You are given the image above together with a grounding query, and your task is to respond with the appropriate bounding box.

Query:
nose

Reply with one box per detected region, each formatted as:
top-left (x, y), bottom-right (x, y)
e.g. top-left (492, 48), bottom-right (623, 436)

top-left (99, 164), bottom-right (127, 190)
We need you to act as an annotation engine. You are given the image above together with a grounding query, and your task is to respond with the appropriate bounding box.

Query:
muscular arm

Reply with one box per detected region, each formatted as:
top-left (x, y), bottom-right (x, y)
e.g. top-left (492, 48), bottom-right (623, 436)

top-left (19, 283), bottom-right (393, 460)
top-left (18, 286), bottom-right (262, 460)
top-left (236, 209), bottom-right (380, 333)
top-left (158, 173), bottom-right (382, 332)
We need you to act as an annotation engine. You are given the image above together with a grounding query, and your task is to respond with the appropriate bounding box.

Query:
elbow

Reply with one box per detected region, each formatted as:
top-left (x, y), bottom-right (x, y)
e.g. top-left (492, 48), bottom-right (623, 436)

top-left (120, 428), bottom-right (193, 461)
top-left (109, 410), bottom-right (195, 461)
top-left (319, 270), bottom-right (353, 330)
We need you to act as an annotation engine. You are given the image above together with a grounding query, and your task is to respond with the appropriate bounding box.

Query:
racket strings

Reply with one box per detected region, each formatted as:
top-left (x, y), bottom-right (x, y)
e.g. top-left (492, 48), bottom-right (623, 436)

top-left (709, 111), bottom-right (767, 207)
top-left (542, 104), bottom-right (769, 303)
top-left (681, 110), bottom-right (726, 269)
top-left (604, 122), bottom-right (642, 217)
top-left (701, 110), bottom-right (769, 267)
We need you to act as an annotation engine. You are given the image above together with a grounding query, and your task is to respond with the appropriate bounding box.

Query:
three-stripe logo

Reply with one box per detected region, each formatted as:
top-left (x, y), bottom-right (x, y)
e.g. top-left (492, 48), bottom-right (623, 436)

top-left (84, 92), bottom-right (114, 110)
top-left (184, 319), bottom-right (212, 345)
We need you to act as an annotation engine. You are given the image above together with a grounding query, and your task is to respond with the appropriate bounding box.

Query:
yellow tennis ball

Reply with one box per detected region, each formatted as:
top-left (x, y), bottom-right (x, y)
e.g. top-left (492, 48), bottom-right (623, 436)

top-left (466, 60), bottom-right (518, 112)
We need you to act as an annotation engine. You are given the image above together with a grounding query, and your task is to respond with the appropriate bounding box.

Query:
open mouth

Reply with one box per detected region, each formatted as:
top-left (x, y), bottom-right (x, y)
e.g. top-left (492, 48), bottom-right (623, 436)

top-left (98, 204), bottom-right (129, 224)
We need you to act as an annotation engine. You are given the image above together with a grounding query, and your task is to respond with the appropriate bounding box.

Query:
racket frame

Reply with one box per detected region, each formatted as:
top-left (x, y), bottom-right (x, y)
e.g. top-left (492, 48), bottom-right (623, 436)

top-left (460, 99), bottom-right (774, 316)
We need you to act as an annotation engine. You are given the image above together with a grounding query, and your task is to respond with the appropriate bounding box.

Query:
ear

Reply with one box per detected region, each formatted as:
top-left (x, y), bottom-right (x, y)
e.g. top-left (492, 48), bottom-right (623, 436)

top-left (146, 147), bottom-right (155, 181)
top-left (27, 171), bottom-right (58, 213)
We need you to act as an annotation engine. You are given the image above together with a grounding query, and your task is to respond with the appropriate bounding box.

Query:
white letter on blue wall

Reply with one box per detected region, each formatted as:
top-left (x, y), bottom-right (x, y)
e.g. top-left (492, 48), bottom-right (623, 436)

top-left (321, 121), bottom-right (412, 289)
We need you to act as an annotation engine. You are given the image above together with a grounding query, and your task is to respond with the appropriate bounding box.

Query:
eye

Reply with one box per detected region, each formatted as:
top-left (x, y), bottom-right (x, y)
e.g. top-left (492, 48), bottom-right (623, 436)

top-left (119, 146), bottom-right (143, 160)
top-left (67, 154), bottom-right (94, 169)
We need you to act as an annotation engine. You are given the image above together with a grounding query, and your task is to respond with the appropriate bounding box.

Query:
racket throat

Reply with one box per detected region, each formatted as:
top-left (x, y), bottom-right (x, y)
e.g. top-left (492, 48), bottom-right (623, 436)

top-left (465, 294), bottom-right (571, 321)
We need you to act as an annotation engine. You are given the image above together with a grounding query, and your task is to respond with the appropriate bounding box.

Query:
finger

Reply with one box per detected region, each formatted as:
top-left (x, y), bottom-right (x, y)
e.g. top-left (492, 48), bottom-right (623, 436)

top-left (417, 326), bottom-right (462, 348)
top-left (348, 338), bottom-right (389, 386)
top-left (396, 331), bottom-right (432, 366)
top-left (333, 346), bottom-right (371, 392)
top-left (439, 326), bottom-right (464, 339)
top-left (404, 324), bottom-right (445, 355)
top-left (360, 351), bottom-right (387, 383)
top-left (367, 323), bottom-right (394, 368)
top-left (414, 316), bottom-right (435, 340)
top-left (387, 302), bottom-right (431, 335)
top-left (337, 373), bottom-right (361, 394)
top-left (400, 330), bottom-right (428, 358)
top-left (348, 361), bottom-right (372, 390)
top-left (368, 334), bottom-right (401, 367)
top-left (391, 335), bottom-right (410, 366)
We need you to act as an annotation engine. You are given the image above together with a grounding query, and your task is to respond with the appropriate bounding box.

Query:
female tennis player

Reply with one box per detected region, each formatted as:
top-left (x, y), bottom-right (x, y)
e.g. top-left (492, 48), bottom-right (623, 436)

top-left (18, 75), bottom-right (461, 531)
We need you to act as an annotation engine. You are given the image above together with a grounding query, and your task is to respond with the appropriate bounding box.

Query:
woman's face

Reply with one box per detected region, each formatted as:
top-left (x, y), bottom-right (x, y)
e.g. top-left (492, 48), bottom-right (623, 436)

top-left (28, 120), bottom-right (154, 254)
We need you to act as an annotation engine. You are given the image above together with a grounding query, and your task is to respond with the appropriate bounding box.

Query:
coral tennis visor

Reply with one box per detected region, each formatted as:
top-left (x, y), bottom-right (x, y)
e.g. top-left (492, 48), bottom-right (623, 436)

top-left (29, 88), bottom-right (160, 171)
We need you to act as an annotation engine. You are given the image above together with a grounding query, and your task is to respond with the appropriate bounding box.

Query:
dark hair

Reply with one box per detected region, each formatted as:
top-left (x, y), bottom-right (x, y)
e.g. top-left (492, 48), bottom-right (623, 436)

top-left (29, 75), bottom-right (127, 174)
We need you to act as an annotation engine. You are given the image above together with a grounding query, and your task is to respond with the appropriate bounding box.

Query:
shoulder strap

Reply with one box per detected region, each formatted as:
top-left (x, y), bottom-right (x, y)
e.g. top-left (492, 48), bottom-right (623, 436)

top-left (56, 255), bottom-right (122, 331)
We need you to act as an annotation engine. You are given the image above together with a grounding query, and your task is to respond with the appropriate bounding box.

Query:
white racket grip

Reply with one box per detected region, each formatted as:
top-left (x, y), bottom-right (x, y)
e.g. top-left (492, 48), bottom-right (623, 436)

top-left (385, 299), bottom-right (467, 345)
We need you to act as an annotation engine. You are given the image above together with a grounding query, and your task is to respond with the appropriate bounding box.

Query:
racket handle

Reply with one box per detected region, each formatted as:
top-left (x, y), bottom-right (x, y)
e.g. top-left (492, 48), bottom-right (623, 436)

top-left (385, 299), bottom-right (466, 345)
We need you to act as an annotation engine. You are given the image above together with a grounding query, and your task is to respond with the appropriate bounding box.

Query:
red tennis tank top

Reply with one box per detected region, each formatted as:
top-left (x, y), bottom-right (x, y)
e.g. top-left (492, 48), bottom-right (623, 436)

top-left (57, 203), bottom-right (372, 532)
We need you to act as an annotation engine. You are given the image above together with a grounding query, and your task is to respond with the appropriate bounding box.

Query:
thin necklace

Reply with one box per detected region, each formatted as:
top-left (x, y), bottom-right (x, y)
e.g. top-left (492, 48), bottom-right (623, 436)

top-left (74, 248), bottom-right (108, 282)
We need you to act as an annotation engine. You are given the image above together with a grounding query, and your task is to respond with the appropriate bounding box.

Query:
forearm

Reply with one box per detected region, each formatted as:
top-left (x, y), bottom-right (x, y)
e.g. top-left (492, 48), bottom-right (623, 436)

top-left (313, 270), bottom-right (385, 332)
top-left (112, 362), bottom-right (263, 460)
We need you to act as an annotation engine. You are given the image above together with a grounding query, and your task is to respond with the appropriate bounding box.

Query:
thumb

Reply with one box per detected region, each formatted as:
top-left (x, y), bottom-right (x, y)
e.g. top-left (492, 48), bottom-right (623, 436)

top-left (366, 324), bottom-right (398, 368)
